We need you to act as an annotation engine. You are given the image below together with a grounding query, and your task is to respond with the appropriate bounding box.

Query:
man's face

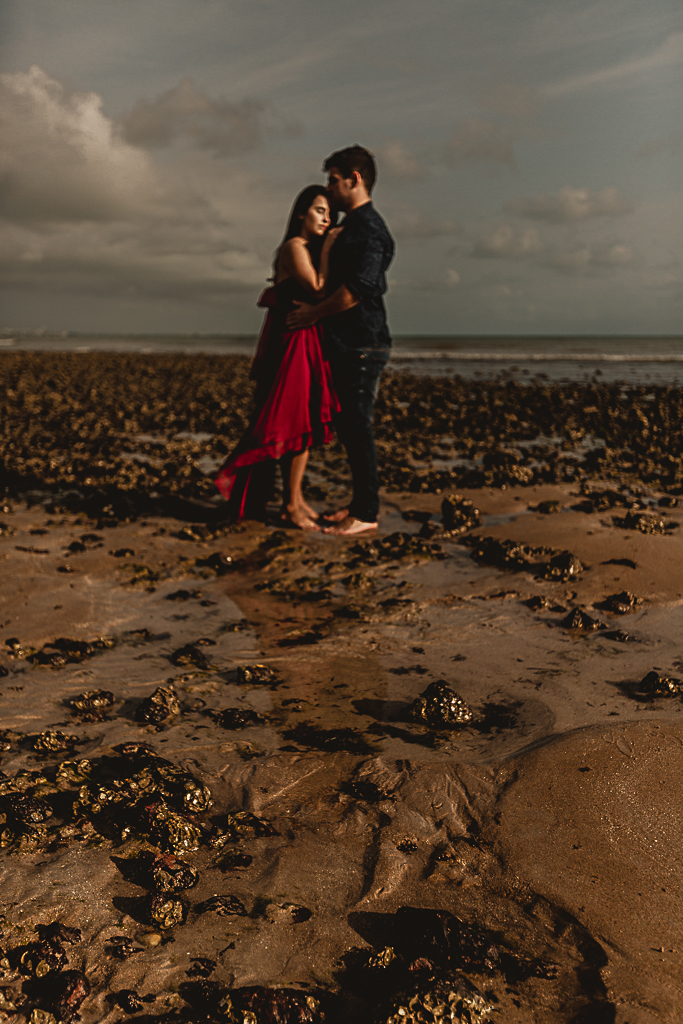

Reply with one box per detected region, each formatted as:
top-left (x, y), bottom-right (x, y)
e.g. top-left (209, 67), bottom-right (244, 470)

top-left (326, 167), bottom-right (355, 212)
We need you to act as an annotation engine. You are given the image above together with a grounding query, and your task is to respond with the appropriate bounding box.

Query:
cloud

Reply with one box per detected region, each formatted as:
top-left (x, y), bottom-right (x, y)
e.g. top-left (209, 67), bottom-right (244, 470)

top-left (505, 185), bottom-right (633, 223)
top-left (0, 65), bottom-right (156, 223)
top-left (471, 223), bottom-right (543, 259)
top-left (386, 203), bottom-right (460, 239)
top-left (544, 31), bottom-right (683, 97)
top-left (117, 78), bottom-right (278, 157)
top-left (469, 220), bottom-right (635, 275)
top-left (0, 67), bottom-right (289, 303)
top-left (375, 140), bottom-right (424, 181)
top-left (443, 118), bottom-right (517, 168)
top-left (444, 269), bottom-right (461, 287)
top-left (546, 242), bottom-right (635, 274)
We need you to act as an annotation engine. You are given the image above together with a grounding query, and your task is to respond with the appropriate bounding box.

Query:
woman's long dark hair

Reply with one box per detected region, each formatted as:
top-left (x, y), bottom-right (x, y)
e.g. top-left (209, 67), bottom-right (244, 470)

top-left (272, 184), bottom-right (333, 276)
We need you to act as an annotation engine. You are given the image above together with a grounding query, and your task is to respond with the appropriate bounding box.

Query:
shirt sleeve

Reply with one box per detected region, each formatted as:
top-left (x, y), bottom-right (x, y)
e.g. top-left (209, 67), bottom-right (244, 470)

top-left (340, 234), bottom-right (386, 301)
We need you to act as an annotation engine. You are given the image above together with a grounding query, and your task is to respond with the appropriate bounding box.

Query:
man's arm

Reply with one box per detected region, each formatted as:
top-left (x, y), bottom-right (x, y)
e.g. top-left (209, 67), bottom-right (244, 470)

top-left (285, 284), bottom-right (358, 329)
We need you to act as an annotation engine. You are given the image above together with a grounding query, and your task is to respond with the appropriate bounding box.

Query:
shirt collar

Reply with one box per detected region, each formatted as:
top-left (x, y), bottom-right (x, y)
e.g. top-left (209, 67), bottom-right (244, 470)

top-left (342, 200), bottom-right (373, 223)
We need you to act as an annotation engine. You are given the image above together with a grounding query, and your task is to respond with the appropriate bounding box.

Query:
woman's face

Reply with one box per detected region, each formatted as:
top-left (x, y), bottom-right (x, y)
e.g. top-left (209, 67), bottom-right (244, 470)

top-left (300, 195), bottom-right (331, 238)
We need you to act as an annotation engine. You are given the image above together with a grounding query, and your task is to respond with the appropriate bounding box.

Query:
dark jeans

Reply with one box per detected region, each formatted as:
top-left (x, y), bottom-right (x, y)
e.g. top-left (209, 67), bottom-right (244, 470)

top-left (330, 347), bottom-right (390, 522)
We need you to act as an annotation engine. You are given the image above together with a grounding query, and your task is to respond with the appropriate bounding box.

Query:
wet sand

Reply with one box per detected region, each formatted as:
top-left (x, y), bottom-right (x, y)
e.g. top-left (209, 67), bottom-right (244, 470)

top-left (2, 354), bottom-right (683, 1023)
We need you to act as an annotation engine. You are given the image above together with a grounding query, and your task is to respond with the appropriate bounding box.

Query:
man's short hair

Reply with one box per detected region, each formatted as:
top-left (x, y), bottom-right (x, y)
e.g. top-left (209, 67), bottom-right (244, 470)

top-left (323, 145), bottom-right (377, 192)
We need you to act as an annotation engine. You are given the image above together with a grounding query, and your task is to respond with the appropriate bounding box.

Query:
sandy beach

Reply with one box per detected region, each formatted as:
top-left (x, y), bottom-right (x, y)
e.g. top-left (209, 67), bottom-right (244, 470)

top-left (2, 353), bottom-right (683, 1023)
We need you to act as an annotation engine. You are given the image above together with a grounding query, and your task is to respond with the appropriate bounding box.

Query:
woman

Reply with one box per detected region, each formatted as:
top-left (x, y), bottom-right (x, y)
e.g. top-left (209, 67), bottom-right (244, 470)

top-left (215, 185), bottom-right (341, 530)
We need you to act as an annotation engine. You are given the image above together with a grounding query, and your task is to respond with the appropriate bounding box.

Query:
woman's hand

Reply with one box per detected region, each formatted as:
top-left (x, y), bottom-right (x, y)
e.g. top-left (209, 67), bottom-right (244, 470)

top-left (323, 226), bottom-right (344, 249)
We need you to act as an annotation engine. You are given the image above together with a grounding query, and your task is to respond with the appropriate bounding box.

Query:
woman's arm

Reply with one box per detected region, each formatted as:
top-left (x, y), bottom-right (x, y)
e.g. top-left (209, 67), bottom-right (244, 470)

top-left (317, 226), bottom-right (343, 293)
top-left (278, 238), bottom-right (323, 295)
top-left (285, 284), bottom-right (358, 329)
top-left (278, 228), bottom-right (344, 296)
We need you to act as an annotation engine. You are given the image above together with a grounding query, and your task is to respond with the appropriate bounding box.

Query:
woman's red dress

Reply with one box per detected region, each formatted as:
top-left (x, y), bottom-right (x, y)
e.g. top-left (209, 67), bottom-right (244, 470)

top-left (215, 279), bottom-right (339, 518)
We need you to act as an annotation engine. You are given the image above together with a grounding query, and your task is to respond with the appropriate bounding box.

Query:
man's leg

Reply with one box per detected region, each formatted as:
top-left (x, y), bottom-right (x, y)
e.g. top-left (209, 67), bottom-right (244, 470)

top-left (326, 348), bottom-right (389, 533)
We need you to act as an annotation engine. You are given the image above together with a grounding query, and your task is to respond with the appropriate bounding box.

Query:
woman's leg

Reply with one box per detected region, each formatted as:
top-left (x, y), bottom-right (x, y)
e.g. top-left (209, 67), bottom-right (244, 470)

top-left (280, 450), bottom-right (319, 529)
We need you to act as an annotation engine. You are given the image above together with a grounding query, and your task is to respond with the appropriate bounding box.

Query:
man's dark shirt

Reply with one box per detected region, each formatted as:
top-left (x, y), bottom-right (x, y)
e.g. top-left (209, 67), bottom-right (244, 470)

top-left (323, 201), bottom-right (395, 354)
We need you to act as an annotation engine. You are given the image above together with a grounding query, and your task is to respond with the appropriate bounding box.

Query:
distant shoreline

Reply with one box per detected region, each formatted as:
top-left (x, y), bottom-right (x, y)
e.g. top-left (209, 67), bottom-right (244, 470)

top-left (2, 334), bottom-right (683, 383)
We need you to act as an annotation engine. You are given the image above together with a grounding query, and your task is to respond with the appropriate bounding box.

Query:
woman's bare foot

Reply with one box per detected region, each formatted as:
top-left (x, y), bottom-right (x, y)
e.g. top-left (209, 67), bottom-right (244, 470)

top-left (322, 507), bottom-right (349, 523)
top-left (280, 504), bottom-right (320, 531)
top-left (323, 516), bottom-right (378, 537)
top-left (301, 500), bottom-right (320, 520)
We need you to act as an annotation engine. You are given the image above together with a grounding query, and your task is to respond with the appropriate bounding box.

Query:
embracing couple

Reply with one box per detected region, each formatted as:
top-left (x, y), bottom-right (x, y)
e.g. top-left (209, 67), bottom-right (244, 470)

top-left (215, 144), bottom-right (395, 538)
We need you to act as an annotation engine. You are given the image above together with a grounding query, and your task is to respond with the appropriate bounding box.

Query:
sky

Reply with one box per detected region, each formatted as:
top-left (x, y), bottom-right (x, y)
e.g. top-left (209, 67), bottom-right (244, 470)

top-left (0, 0), bottom-right (681, 336)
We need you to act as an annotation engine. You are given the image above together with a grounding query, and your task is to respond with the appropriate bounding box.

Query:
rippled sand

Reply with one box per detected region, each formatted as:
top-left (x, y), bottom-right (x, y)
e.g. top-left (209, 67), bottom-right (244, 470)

top-left (1, 479), bottom-right (683, 1022)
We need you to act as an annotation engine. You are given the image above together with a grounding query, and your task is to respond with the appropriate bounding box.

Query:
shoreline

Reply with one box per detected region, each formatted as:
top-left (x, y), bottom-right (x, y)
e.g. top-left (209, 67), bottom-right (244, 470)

top-left (1, 353), bottom-right (683, 1021)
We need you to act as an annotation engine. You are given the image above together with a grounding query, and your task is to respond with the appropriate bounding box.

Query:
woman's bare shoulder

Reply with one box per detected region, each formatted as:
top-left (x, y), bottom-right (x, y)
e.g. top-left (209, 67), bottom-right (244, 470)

top-left (281, 237), bottom-right (306, 253)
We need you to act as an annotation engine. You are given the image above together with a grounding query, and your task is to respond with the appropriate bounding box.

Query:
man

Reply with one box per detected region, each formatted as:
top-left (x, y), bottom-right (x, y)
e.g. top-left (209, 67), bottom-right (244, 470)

top-left (286, 144), bottom-right (395, 537)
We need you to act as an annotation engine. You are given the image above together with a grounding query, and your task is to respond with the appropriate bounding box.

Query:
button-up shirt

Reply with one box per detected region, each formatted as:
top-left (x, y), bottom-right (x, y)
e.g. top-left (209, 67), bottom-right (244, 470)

top-left (323, 201), bottom-right (395, 354)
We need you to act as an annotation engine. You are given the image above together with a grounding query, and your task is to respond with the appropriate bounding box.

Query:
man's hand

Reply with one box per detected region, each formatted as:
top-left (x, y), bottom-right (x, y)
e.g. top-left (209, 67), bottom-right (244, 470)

top-left (286, 300), bottom-right (317, 329)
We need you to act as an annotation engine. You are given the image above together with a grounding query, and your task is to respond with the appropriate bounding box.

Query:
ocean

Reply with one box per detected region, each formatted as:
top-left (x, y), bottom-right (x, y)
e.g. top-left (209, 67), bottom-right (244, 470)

top-left (2, 331), bottom-right (683, 385)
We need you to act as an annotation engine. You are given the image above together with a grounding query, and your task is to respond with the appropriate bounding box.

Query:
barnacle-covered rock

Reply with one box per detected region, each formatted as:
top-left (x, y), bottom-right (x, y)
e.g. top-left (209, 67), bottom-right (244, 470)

top-left (235, 664), bottom-right (280, 686)
top-left (210, 708), bottom-right (267, 730)
top-left (0, 769), bottom-right (48, 794)
top-left (37, 923), bottom-right (82, 947)
top-left (382, 973), bottom-right (494, 1024)
top-left (55, 760), bottom-right (92, 788)
top-left (219, 810), bottom-right (279, 839)
top-left (135, 686), bottom-right (180, 726)
top-left (559, 609), bottom-right (607, 631)
top-left (5, 638), bottom-right (37, 659)
top-left (598, 591), bottom-right (642, 614)
top-left (143, 752), bottom-right (212, 812)
top-left (19, 941), bottom-right (68, 978)
top-left (170, 643), bottom-right (212, 669)
top-left (615, 510), bottom-right (667, 534)
top-left (136, 798), bottom-right (203, 854)
top-left (348, 531), bottom-right (445, 567)
top-left (542, 551), bottom-right (584, 581)
top-left (48, 969), bottom-right (90, 1022)
top-left (29, 1011), bottom-right (57, 1024)
top-left (536, 499), bottom-right (562, 514)
top-left (27, 636), bottom-right (114, 668)
top-left (407, 681), bottom-right (473, 728)
top-left (147, 894), bottom-right (186, 929)
top-left (67, 689), bottom-right (115, 720)
top-left (218, 848), bottom-right (253, 870)
top-left (639, 671), bottom-right (683, 696)
top-left (195, 552), bottom-right (236, 575)
top-left (3, 792), bottom-right (52, 826)
top-left (196, 895), bottom-right (248, 917)
top-left (33, 731), bottom-right (80, 755)
top-left (115, 989), bottom-right (143, 1013)
top-left (441, 494), bottom-right (481, 533)
top-left (234, 988), bottom-right (323, 1023)
top-left (106, 937), bottom-right (139, 960)
top-left (150, 853), bottom-right (199, 893)
top-left (463, 536), bottom-right (543, 572)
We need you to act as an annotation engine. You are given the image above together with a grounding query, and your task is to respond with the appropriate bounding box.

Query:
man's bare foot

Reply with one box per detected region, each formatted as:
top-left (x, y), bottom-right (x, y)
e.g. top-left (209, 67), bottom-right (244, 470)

top-left (322, 507), bottom-right (349, 523)
top-left (323, 516), bottom-right (378, 537)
